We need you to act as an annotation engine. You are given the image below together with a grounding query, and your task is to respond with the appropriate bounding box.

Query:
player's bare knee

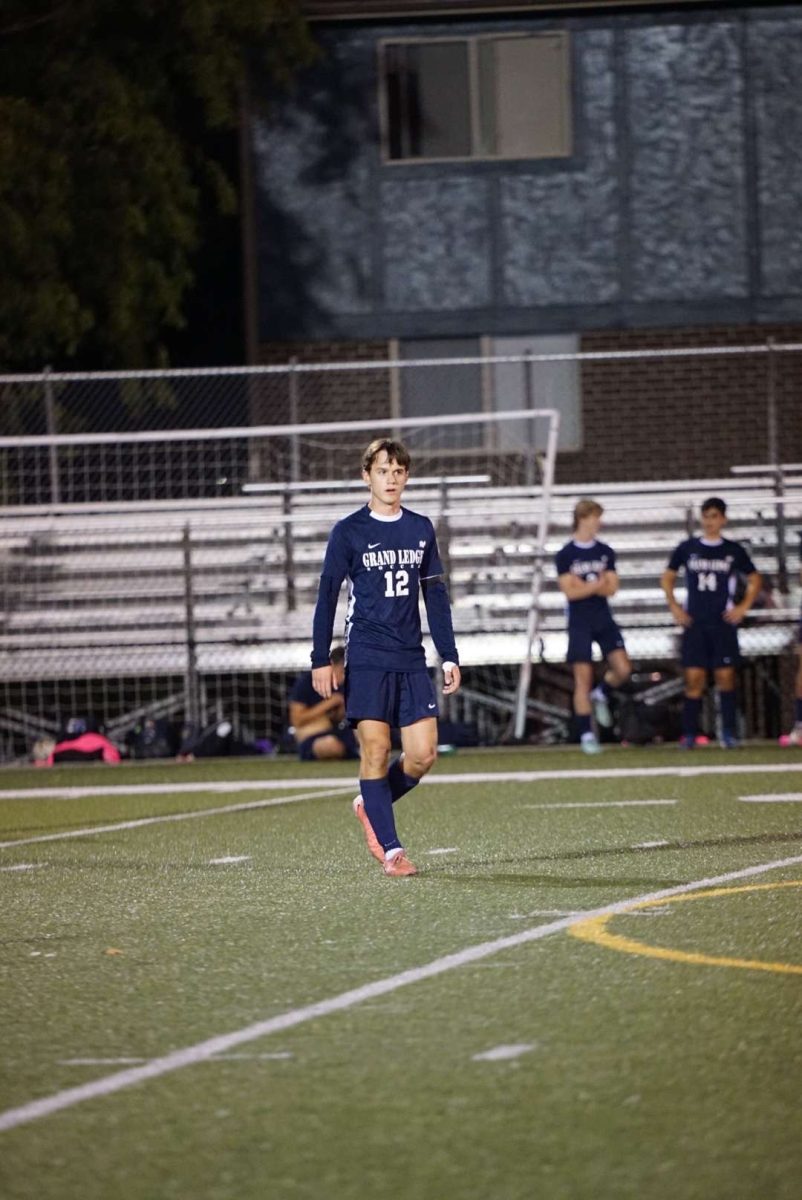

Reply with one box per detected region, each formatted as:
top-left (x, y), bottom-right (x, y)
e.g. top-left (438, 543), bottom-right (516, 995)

top-left (407, 746), bottom-right (436, 776)
top-left (361, 745), bottom-right (391, 775)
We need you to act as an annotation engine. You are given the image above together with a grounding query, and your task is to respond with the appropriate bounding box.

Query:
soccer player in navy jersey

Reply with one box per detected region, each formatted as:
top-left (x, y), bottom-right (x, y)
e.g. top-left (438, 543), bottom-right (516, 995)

top-left (311, 438), bottom-right (461, 877)
top-left (288, 646), bottom-right (359, 761)
top-left (661, 497), bottom-right (761, 748)
top-left (555, 498), bottom-right (631, 754)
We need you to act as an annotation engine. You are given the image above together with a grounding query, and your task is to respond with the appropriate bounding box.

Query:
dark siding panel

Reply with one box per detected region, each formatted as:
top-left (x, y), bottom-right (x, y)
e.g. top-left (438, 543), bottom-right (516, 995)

top-left (628, 23), bottom-right (748, 301)
top-left (752, 17), bottom-right (802, 297)
top-left (382, 178), bottom-right (492, 310)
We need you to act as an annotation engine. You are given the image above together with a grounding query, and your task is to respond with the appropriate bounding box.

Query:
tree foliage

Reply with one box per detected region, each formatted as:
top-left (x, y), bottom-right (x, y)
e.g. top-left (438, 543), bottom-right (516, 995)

top-left (0, 0), bottom-right (312, 369)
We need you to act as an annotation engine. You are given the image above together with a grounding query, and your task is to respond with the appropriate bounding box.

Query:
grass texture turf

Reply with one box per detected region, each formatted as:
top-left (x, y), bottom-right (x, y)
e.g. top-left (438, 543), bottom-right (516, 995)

top-left (0, 745), bottom-right (800, 1199)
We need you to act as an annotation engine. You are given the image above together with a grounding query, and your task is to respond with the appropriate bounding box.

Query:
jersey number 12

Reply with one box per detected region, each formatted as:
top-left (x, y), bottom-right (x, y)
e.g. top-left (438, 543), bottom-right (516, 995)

top-left (384, 569), bottom-right (410, 597)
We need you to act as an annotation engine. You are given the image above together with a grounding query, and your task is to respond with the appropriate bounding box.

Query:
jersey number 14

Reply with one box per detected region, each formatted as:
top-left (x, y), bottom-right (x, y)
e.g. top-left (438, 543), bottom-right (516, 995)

top-left (384, 569), bottom-right (410, 597)
top-left (697, 571), bottom-right (718, 591)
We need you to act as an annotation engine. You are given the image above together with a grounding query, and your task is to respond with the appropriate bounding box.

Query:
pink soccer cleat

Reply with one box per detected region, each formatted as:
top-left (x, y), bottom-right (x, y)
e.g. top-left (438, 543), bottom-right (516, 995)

top-left (383, 851), bottom-right (418, 878)
top-left (352, 796), bottom-right (384, 862)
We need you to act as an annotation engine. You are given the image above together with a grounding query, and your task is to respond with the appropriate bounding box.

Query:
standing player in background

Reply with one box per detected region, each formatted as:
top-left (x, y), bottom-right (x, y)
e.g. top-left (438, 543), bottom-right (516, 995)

top-left (661, 497), bottom-right (761, 748)
top-left (311, 438), bottom-right (461, 877)
top-left (780, 533), bottom-right (802, 746)
top-left (556, 498), bottom-right (632, 754)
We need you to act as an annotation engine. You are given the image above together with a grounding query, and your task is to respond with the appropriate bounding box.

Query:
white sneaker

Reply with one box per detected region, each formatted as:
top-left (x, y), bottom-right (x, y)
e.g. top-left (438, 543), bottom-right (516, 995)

top-left (580, 732), bottom-right (601, 755)
top-left (590, 686), bottom-right (612, 729)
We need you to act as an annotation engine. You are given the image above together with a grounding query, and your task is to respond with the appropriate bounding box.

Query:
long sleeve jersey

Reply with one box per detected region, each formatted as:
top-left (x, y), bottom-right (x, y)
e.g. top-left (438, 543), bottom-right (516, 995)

top-left (311, 504), bottom-right (459, 671)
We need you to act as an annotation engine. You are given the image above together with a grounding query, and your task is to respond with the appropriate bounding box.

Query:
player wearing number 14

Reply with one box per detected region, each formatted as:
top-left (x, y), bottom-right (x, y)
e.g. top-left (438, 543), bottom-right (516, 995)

top-left (661, 497), bottom-right (761, 748)
top-left (311, 438), bottom-right (461, 877)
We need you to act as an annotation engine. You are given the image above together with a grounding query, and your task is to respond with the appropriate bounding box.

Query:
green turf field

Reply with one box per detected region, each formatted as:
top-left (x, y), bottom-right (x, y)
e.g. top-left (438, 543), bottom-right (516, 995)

top-left (1, 746), bottom-right (800, 1199)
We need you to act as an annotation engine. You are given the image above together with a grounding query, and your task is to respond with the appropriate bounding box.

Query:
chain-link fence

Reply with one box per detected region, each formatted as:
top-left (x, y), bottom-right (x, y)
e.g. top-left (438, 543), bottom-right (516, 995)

top-left (2, 341), bottom-right (801, 500)
top-left (0, 347), bottom-right (800, 760)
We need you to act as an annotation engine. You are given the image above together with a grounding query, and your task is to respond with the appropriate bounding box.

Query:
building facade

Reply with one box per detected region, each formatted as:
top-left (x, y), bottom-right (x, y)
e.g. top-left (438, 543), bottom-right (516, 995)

top-left (245, 1), bottom-right (802, 479)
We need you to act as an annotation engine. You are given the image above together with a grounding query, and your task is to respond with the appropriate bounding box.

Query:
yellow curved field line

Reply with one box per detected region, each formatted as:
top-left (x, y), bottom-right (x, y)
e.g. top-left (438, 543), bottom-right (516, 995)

top-left (569, 881), bottom-right (802, 975)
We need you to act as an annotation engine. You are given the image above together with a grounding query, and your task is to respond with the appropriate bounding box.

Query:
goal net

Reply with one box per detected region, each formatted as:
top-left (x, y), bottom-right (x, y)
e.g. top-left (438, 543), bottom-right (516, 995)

top-left (0, 386), bottom-right (559, 762)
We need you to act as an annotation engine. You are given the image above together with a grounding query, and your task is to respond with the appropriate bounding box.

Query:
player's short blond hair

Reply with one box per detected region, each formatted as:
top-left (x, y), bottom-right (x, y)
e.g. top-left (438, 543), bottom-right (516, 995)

top-left (361, 438), bottom-right (411, 474)
top-left (573, 498), bottom-right (604, 530)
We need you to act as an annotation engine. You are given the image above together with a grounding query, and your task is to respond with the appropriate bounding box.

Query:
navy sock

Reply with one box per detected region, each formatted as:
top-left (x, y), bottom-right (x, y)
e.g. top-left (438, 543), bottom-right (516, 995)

top-left (718, 690), bottom-right (737, 737)
top-left (576, 713), bottom-right (592, 737)
top-left (795, 698), bottom-right (802, 725)
top-left (388, 757), bottom-right (420, 804)
top-left (360, 776), bottom-right (402, 853)
top-left (682, 697), bottom-right (701, 739)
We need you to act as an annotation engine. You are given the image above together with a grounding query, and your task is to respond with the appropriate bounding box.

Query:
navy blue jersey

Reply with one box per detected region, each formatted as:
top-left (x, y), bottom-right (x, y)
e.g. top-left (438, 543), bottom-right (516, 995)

top-left (312, 505), bottom-right (458, 671)
top-left (554, 539), bottom-right (617, 627)
top-left (289, 672), bottom-right (322, 707)
top-left (667, 536), bottom-right (757, 622)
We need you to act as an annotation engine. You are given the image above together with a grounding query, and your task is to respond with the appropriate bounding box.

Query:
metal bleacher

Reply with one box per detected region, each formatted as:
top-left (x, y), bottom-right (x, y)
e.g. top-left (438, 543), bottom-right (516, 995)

top-left (0, 471), bottom-right (800, 688)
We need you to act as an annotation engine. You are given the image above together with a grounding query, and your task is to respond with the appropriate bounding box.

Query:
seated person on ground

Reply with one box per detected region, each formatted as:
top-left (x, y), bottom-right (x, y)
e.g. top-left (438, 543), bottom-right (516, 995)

top-left (288, 646), bottom-right (359, 761)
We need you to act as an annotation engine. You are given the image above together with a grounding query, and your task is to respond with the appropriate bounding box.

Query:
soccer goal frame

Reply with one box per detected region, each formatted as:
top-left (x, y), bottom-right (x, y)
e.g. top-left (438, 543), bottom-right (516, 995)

top-left (0, 403), bottom-right (559, 759)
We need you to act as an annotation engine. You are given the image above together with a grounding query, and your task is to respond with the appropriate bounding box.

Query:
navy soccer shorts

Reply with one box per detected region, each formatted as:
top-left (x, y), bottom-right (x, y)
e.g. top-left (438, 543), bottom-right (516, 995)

top-left (297, 723), bottom-right (360, 761)
top-left (345, 668), bottom-right (439, 728)
top-left (681, 620), bottom-right (740, 669)
top-left (566, 616), bottom-right (626, 664)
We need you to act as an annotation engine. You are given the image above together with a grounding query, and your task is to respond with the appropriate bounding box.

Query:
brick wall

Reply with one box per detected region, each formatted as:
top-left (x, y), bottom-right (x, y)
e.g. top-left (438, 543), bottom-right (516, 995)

top-left (253, 339), bottom-right (392, 426)
top-left (255, 326), bottom-right (802, 485)
top-left (560, 325), bottom-right (802, 485)
top-left (250, 339), bottom-right (393, 481)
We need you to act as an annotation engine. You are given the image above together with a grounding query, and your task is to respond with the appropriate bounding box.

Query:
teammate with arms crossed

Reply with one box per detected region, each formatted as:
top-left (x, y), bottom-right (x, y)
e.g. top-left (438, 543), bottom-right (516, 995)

top-left (311, 438), bottom-right (461, 877)
top-left (556, 499), bottom-right (631, 754)
top-left (661, 496), bottom-right (761, 748)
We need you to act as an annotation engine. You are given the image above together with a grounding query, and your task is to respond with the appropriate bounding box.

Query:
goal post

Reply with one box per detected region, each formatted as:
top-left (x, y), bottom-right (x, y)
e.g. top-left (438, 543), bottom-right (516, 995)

top-left (514, 406), bottom-right (560, 740)
top-left (0, 405), bottom-right (561, 760)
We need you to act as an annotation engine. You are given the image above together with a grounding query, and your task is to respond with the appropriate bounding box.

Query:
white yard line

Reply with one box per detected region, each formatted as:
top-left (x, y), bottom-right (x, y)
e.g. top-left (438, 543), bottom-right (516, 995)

top-left (524, 800), bottom-right (677, 809)
top-left (3, 760), bottom-right (802, 804)
top-left (59, 1053), bottom-right (293, 1066)
top-left (0, 862), bottom-right (45, 872)
top-left (0, 778), bottom-right (355, 802)
top-left (740, 793), bottom-right (802, 802)
top-left (2, 850), bottom-right (801, 1133)
top-left (472, 1044), bottom-right (536, 1062)
top-left (0, 786), bottom-right (353, 851)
